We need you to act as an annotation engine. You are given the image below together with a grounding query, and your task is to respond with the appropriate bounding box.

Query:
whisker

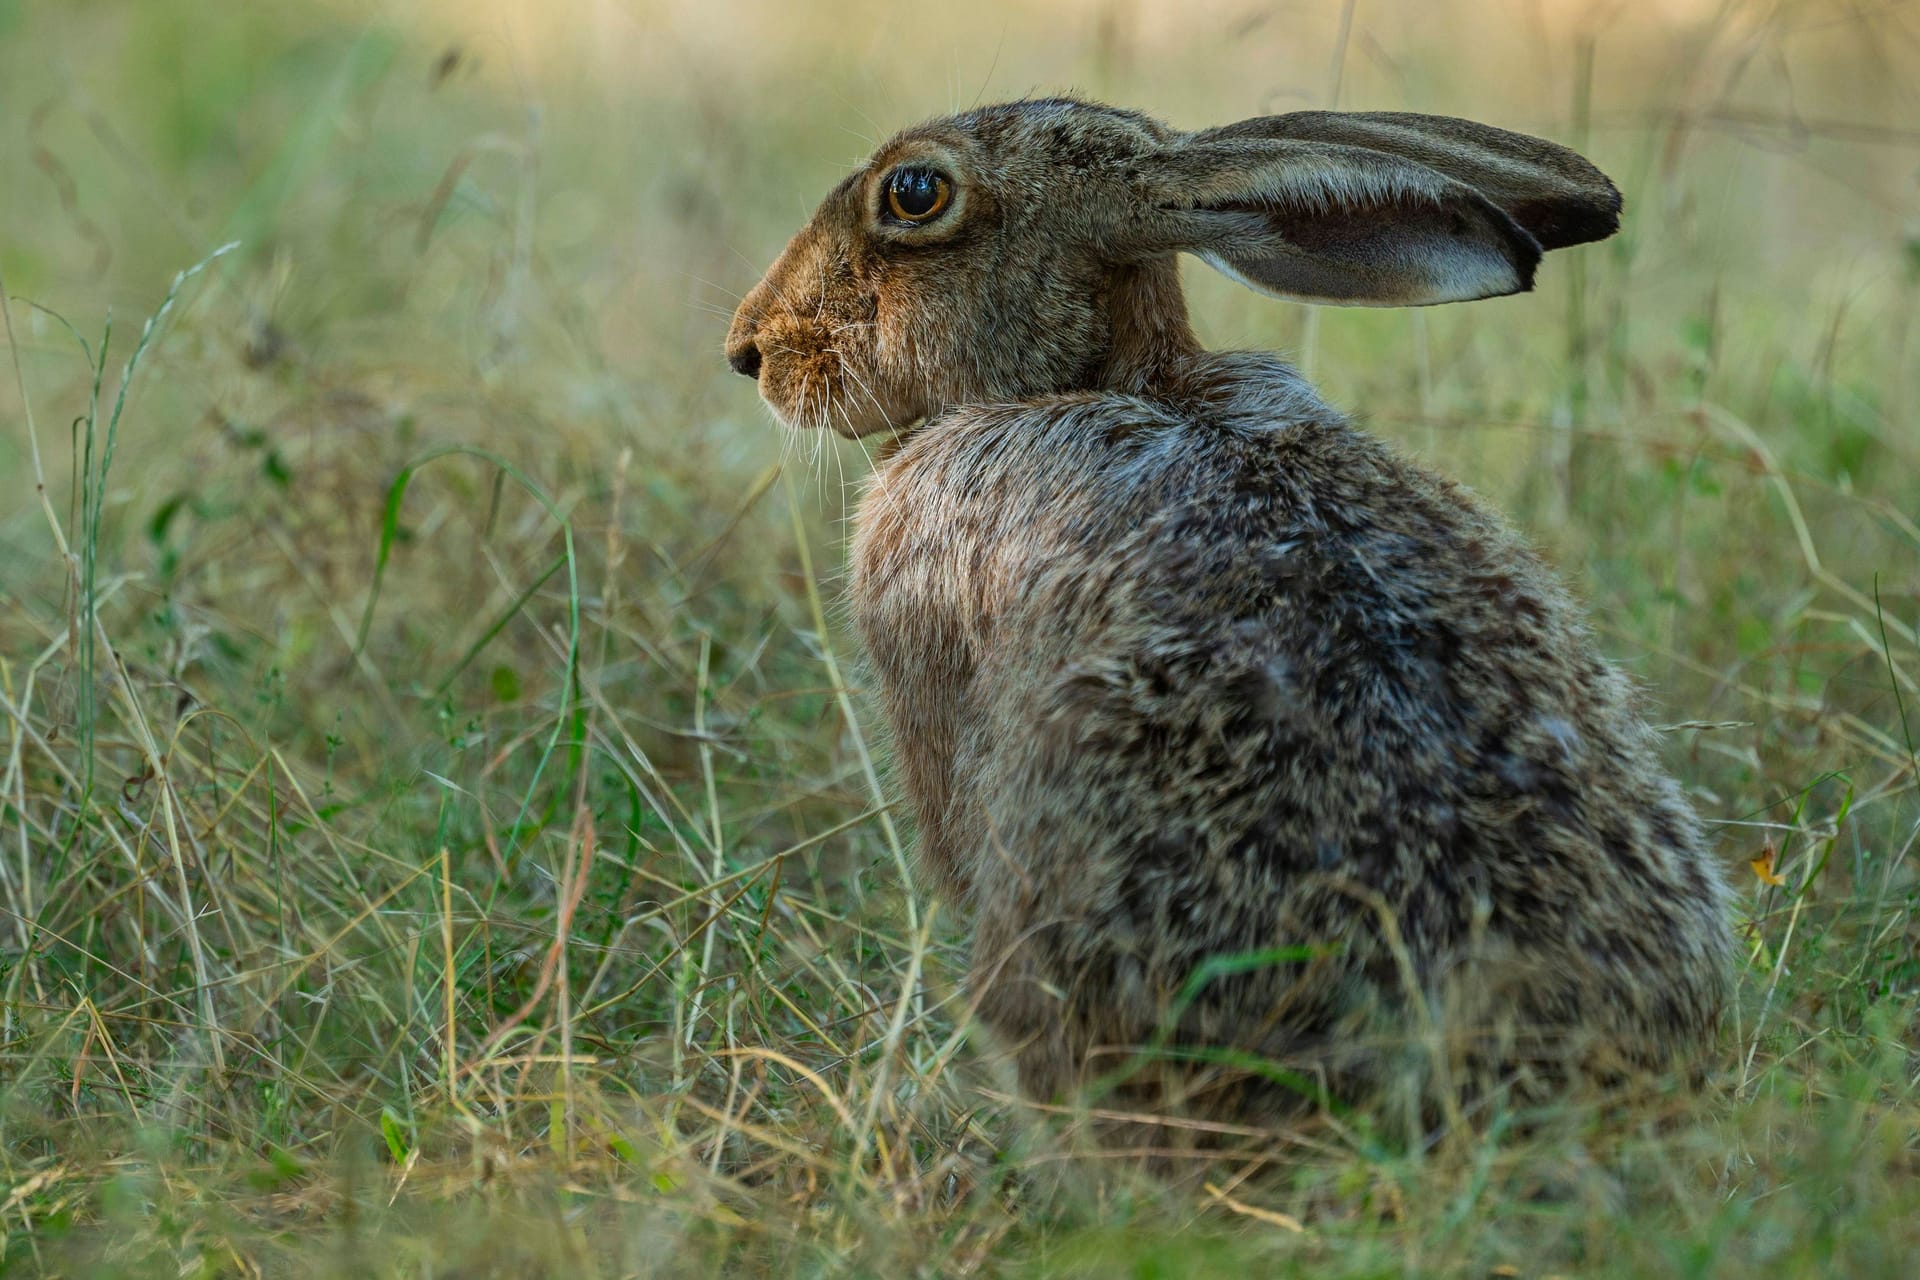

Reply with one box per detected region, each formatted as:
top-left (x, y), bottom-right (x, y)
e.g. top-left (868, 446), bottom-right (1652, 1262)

top-left (838, 360), bottom-right (891, 433)
top-left (683, 271), bottom-right (748, 305)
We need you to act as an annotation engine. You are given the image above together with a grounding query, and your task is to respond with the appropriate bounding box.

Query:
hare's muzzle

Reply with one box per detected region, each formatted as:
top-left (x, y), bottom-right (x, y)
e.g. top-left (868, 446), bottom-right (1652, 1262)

top-left (725, 216), bottom-right (911, 437)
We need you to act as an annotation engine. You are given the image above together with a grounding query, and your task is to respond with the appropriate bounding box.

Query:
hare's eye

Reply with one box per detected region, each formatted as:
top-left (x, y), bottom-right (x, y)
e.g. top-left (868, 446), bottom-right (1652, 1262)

top-left (885, 168), bottom-right (952, 223)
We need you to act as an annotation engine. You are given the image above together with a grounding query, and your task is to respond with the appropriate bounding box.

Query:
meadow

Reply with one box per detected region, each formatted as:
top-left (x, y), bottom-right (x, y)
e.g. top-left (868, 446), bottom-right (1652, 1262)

top-left (0, 0), bottom-right (1916, 1274)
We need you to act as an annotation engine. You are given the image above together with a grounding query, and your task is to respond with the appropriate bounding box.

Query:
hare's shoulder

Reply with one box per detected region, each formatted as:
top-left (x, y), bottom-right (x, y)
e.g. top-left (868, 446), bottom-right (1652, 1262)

top-left (857, 393), bottom-right (1535, 574)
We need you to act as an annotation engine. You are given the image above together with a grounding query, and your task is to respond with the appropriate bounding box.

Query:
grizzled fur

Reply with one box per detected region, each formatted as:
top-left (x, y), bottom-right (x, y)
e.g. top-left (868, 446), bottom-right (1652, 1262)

top-left (727, 98), bottom-right (1732, 1125)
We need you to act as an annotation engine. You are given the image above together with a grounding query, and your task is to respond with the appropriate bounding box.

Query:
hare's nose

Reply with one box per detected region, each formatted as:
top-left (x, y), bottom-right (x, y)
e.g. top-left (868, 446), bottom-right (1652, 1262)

top-left (727, 342), bottom-right (762, 379)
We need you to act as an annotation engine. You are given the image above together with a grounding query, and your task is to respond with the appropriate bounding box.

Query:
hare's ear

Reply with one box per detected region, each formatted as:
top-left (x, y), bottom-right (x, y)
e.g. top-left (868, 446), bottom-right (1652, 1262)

top-left (1135, 112), bottom-right (1621, 307)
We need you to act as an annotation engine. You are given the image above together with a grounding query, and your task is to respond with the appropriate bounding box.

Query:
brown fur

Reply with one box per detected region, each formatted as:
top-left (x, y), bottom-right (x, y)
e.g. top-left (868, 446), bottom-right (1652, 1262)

top-left (726, 98), bottom-right (1730, 1129)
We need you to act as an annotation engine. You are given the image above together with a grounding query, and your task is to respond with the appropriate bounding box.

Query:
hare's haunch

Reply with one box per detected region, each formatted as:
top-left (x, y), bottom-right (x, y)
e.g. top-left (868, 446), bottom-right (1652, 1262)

top-left (727, 98), bottom-right (1731, 1124)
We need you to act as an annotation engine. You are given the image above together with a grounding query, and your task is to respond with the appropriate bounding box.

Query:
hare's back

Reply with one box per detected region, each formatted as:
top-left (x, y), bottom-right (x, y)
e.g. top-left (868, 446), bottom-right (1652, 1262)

top-left (859, 392), bottom-right (1725, 995)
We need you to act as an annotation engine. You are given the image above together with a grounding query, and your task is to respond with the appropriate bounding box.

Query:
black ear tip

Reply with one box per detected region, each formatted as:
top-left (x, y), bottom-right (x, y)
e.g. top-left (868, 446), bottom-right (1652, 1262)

top-left (1522, 182), bottom-right (1624, 251)
top-left (1514, 249), bottom-right (1541, 294)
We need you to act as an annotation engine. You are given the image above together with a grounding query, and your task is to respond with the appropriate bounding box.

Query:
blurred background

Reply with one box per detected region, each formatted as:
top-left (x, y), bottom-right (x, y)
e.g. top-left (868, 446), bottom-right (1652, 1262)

top-left (0, 1), bottom-right (1916, 1275)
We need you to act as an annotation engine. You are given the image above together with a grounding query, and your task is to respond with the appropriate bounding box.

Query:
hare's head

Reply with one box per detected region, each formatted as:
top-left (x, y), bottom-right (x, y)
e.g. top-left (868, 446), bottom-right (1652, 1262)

top-left (726, 97), bottom-right (1620, 438)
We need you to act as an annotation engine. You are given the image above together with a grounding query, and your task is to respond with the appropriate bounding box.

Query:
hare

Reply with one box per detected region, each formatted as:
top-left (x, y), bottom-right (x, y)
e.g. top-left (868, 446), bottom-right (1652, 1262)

top-left (726, 98), bottom-right (1732, 1129)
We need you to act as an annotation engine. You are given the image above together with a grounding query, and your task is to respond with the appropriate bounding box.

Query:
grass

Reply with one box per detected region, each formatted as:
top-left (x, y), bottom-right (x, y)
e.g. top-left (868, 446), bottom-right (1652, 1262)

top-left (1, 0), bottom-right (1916, 1275)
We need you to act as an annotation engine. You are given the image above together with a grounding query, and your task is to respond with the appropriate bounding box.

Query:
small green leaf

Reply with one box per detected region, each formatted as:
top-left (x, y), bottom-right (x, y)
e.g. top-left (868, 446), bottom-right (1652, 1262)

top-left (490, 664), bottom-right (522, 702)
top-left (379, 1106), bottom-right (411, 1163)
top-left (148, 494), bottom-right (188, 543)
